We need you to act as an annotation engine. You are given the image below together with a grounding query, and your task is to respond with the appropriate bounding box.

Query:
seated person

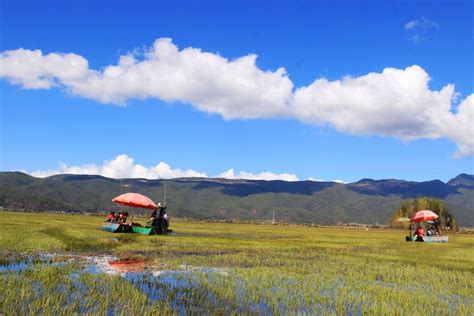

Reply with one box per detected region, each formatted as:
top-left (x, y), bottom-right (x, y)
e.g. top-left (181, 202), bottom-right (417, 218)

top-left (106, 211), bottom-right (115, 222)
top-left (122, 212), bottom-right (129, 223)
top-left (415, 226), bottom-right (424, 241)
top-left (118, 211), bottom-right (129, 223)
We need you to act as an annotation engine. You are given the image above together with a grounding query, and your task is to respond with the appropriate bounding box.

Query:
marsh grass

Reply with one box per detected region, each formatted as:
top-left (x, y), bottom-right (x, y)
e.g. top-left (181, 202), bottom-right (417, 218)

top-left (0, 212), bottom-right (473, 314)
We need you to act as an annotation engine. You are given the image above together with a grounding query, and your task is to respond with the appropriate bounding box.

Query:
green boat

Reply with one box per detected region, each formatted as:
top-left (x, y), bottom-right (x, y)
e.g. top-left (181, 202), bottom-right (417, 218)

top-left (132, 225), bottom-right (159, 235)
top-left (131, 225), bottom-right (171, 235)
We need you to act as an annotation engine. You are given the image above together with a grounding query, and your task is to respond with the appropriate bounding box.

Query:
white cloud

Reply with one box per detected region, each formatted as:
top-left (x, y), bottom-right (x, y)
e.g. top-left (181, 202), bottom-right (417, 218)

top-left (292, 65), bottom-right (474, 158)
top-left (30, 154), bottom-right (207, 179)
top-left (306, 177), bottom-right (346, 183)
top-left (0, 49), bottom-right (89, 89)
top-left (218, 168), bottom-right (299, 181)
top-left (0, 39), bottom-right (292, 119)
top-left (441, 94), bottom-right (474, 158)
top-left (404, 17), bottom-right (438, 30)
top-left (30, 169), bottom-right (61, 178)
top-left (404, 17), bottom-right (439, 42)
top-left (1, 38), bottom-right (473, 156)
top-left (28, 155), bottom-right (300, 181)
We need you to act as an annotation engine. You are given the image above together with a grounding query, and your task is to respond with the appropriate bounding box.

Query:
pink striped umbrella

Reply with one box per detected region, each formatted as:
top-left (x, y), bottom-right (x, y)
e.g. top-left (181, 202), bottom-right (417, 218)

top-left (410, 210), bottom-right (439, 222)
top-left (112, 193), bottom-right (157, 210)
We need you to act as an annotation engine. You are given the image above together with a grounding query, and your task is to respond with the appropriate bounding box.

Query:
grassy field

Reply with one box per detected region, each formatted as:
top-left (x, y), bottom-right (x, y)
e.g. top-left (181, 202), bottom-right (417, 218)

top-left (0, 211), bottom-right (473, 314)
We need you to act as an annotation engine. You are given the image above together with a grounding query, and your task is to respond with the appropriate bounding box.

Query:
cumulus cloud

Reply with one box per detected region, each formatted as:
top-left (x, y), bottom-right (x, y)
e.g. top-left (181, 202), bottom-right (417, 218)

top-left (404, 17), bottom-right (439, 42)
top-left (293, 66), bottom-right (469, 141)
top-left (30, 154), bottom-right (207, 179)
top-left (0, 39), bottom-right (292, 119)
top-left (28, 155), bottom-right (300, 181)
top-left (218, 168), bottom-right (299, 181)
top-left (1, 38), bottom-right (473, 156)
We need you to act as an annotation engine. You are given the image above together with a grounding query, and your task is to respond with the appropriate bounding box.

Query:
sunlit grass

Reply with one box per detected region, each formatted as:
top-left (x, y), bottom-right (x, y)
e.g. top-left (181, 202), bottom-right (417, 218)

top-left (0, 211), bottom-right (473, 314)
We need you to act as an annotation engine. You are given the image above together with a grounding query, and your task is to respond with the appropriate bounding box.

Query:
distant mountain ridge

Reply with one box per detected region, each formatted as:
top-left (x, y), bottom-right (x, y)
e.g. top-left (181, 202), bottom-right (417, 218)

top-left (0, 172), bottom-right (473, 226)
top-left (447, 173), bottom-right (474, 188)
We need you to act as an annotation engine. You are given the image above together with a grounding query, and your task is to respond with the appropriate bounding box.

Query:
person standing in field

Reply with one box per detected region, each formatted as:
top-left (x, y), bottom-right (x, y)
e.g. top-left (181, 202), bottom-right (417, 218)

top-left (147, 209), bottom-right (158, 226)
top-left (157, 203), bottom-right (167, 234)
top-left (147, 202), bottom-right (167, 234)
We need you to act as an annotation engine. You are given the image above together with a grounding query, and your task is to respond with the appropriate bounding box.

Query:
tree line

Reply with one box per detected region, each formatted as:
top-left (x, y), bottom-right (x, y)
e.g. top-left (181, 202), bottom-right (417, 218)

top-left (390, 197), bottom-right (457, 230)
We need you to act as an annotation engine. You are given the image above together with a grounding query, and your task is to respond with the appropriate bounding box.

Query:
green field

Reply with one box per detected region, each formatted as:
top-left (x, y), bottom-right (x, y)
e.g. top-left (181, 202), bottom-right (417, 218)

top-left (0, 211), bottom-right (473, 315)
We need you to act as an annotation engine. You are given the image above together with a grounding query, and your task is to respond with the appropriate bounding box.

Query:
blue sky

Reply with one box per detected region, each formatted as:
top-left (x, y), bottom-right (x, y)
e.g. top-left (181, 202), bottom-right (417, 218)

top-left (1, 0), bottom-right (473, 182)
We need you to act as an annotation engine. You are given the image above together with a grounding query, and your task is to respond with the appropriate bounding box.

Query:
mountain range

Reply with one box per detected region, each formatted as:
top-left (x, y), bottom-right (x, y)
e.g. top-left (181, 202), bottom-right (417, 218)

top-left (0, 172), bottom-right (473, 226)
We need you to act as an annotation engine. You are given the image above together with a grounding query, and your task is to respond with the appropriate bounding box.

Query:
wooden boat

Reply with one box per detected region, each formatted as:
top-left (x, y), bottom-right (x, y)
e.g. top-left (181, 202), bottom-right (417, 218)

top-left (102, 222), bottom-right (133, 233)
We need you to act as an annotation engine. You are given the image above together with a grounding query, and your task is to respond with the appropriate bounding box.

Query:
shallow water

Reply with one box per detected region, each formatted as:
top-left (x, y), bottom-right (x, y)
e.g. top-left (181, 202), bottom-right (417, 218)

top-left (3, 254), bottom-right (455, 315)
top-left (0, 254), bottom-right (239, 315)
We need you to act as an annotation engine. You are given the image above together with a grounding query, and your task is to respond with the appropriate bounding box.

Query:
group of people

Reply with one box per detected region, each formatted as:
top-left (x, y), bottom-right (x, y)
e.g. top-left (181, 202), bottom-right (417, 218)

top-left (105, 202), bottom-right (169, 234)
top-left (106, 211), bottom-right (129, 223)
top-left (409, 220), bottom-right (441, 242)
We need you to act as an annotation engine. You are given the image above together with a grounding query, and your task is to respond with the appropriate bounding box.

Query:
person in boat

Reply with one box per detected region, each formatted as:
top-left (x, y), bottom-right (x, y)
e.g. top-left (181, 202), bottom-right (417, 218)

top-left (157, 202), bottom-right (167, 216)
top-left (118, 211), bottom-right (129, 223)
top-left (433, 219), bottom-right (441, 235)
top-left (147, 209), bottom-right (158, 226)
top-left (415, 225), bottom-right (424, 242)
top-left (155, 203), bottom-right (167, 234)
top-left (409, 223), bottom-right (415, 239)
top-left (106, 211), bottom-right (115, 222)
top-left (114, 212), bottom-right (121, 223)
top-left (147, 203), bottom-right (167, 231)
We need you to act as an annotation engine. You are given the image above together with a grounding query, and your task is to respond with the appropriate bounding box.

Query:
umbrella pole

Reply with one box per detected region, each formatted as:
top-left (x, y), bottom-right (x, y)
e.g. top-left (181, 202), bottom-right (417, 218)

top-left (164, 183), bottom-right (167, 207)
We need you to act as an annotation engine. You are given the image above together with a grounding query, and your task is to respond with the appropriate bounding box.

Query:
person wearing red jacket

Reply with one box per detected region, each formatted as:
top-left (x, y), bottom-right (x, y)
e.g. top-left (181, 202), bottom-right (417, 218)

top-left (415, 226), bottom-right (424, 241)
top-left (106, 212), bottom-right (115, 222)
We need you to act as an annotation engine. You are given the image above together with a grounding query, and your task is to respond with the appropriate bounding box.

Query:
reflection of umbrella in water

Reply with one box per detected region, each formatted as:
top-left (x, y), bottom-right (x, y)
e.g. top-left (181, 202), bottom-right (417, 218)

top-left (112, 193), bottom-right (157, 210)
top-left (108, 258), bottom-right (146, 273)
top-left (410, 210), bottom-right (439, 222)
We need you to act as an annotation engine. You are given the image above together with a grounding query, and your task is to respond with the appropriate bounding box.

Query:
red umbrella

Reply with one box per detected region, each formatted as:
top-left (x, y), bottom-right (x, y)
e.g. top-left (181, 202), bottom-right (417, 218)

top-left (112, 193), bottom-right (157, 210)
top-left (410, 210), bottom-right (439, 222)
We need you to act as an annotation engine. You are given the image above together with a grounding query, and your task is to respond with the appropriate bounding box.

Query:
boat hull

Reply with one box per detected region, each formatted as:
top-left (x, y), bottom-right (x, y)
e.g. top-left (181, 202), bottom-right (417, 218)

top-left (406, 235), bottom-right (449, 243)
top-left (132, 225), bottom-right (171, 235)
top-left (132, 226), bottom-right (157, 235)
top-left (102, 222), bottom-right (133, 233)
top-left (422, 236), bottom-right (449, 243)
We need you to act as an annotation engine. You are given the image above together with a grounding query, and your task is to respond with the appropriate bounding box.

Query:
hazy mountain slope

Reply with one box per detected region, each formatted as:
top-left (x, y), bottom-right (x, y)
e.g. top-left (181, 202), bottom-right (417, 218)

top-left (0, 172), bottom-right (472, 226)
